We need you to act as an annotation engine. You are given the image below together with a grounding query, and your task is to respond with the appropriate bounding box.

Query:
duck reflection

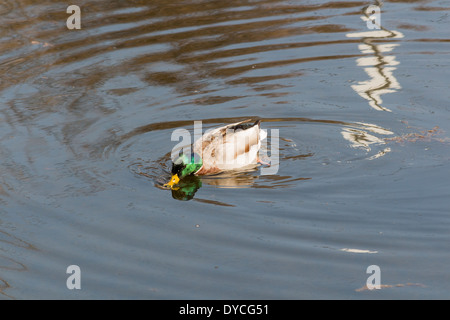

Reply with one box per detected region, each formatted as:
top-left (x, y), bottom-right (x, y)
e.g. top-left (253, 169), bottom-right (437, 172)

top-left (346, 28), bottom-right (404, 112)
top-left (170, 175), bottom-right (203, 201)
top-left (201, 171), bottom-right (257, 188)
top-left (170, 170), bottom-right (258, 201)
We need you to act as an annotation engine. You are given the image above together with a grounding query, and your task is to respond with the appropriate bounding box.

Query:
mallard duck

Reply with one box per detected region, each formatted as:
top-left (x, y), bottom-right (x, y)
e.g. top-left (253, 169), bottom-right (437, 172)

top-left (164, 119), bottom-right (267, 188)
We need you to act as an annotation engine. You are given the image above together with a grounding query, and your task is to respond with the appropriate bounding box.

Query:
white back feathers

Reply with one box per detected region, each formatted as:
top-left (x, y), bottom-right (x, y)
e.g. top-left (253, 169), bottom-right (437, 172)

top-left (193, 120), bottom-right (267, 174)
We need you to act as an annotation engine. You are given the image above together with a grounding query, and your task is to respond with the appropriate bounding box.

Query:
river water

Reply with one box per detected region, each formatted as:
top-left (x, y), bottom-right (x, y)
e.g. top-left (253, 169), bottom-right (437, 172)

top-left (0, 0), bottom-right (449, 299)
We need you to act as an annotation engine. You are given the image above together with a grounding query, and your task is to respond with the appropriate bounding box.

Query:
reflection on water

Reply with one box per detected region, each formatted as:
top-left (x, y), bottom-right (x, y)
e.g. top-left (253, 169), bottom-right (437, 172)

top-left (202, 171), bottom-right (258, 189)
top-left (341, 121), bottom-right (393, 155)
top-left (171, 170), bottom-right (258, 201)
top-left (343, 8), bottom-right (404, 159)
top-left (167, 170), bottom-right (270, 201)
top-left (347, 26), bottom-right (404, 112)
top-left (170, 175), bottom-right (202, 201)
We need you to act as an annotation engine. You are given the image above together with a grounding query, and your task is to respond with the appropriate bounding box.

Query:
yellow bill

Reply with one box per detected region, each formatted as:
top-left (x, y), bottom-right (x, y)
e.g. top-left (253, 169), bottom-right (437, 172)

top-left (164, 174), bottom-right (180, 188)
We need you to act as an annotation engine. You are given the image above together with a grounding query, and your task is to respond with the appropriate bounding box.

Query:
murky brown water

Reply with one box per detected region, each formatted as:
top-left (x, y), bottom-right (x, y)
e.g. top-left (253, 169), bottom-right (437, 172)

top-left (1, 0), bottom-right (449, 299)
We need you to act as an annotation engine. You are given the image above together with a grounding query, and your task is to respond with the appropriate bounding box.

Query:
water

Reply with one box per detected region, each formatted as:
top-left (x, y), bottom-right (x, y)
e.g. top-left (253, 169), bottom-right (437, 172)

top-left (0, 0), bottom-right (449, 299)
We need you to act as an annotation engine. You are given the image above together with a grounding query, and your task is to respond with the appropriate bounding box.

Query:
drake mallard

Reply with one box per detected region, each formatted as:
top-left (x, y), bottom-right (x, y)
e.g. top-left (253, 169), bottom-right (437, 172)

top-left (164, 119), bottom-right (267, 188)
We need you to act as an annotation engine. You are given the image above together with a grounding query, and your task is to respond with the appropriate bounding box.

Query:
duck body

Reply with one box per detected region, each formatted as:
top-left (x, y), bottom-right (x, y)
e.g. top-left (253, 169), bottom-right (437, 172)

top-left (194, 119), bottom-right (267, 175)
top-left (165, 119), bottom-right (267, 188)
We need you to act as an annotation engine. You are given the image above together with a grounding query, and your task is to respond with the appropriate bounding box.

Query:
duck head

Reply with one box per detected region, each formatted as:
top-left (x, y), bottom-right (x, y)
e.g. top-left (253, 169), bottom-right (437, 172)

top-left (164, 153), bottom-right (202, 188)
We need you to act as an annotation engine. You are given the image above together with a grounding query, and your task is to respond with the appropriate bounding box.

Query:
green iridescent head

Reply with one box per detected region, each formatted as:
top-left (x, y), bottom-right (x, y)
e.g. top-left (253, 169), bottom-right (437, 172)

top-left (164, 153), bottom-right (203, 188)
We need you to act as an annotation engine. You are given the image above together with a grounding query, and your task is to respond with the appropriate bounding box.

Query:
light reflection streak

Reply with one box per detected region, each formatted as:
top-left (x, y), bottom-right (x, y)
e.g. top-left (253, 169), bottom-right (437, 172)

top-left (346, 29), bottom-right (404, 112)
top-left (341, 9), bottom-right (404, 158)
top-left (341, 122), bottom-right (393, 153)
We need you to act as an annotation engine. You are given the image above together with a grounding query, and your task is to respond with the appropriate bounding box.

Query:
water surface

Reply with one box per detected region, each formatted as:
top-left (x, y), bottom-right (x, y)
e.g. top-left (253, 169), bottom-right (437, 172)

top-left (1, 0), bottom-right (449, 299)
